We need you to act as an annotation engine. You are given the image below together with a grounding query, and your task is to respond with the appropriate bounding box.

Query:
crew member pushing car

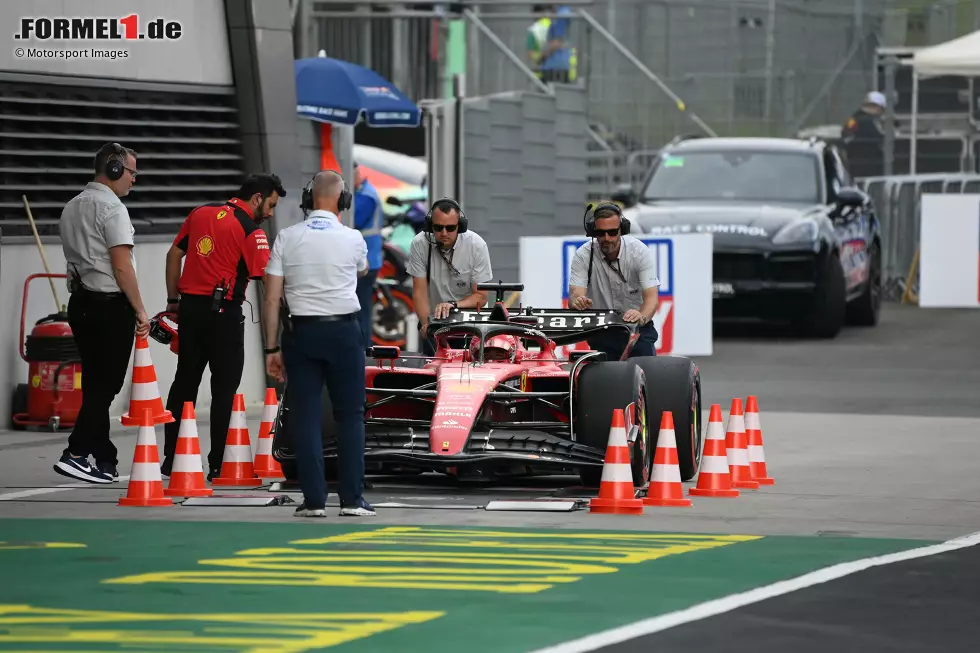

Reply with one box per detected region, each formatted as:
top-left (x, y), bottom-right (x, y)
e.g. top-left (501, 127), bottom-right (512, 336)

top-left (160, 173), bottom-right (281, 480)
top-left (567, 202), bottom-right (660, 360)
top-left (406, 198), bottom-right (493, 355)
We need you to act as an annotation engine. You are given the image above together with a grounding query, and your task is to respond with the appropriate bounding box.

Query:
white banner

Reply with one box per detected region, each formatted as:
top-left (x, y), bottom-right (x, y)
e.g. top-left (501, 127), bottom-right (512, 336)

top-left (920, 194), bottom-right (980, 308)
top-left (518, 234), bottom-right (714, 356)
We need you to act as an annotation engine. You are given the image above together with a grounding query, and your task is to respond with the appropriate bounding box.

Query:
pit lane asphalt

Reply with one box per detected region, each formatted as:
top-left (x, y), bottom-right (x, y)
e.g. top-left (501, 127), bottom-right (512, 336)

top-left (1, 303), bottom-right (978, 541)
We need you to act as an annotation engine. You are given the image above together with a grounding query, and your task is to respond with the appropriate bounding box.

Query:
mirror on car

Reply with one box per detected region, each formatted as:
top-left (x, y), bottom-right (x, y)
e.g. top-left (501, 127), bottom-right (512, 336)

top-left (835, 187), bottom-right (866, 208)
top-left (610, 183), bottom-right (638, 209)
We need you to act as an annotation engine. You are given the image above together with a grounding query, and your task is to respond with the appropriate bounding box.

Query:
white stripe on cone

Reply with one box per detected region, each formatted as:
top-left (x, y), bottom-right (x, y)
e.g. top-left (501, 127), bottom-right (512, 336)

top-left (705, 420), bottom-right (725, 442)
top-left (134, 347), bottom-right (153, 366)
top-left (130, 382), bottom-right (161, 402)
top-left (135, 425), bottom-right (156, 447)
top-left (255, 437), bottom-right (273, 456)
top-left (229, 411), bottom-right (248, 429)
top-left (745, 410), bottom-right (761, 430)
top-left (262, 404), bottom-right (277, 422)
top-left (223, 444), bottom-right (252, 463)
top-left (700, 455), bottom-right (731, 474)
top-left (600, 462), bottom-right (633, 483)
top-left (173, 454), bottom-right (204, 473)
top-left (607, 427), bottom-right (628, 448)
top-left (729, 413), bottom-right (746, 433)
top-left (131, 461), bottom-right (162, 482)
top-left (652, 463), bottom-right (681, 483)
top-left (748, 445), bottom-right (766, 463)
top-left (728, 445), bottom-right (750, 467)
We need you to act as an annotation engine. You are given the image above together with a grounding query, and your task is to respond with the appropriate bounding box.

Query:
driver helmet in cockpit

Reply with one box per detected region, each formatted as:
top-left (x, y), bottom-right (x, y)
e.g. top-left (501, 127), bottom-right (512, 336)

top-left (470, 334), bottom-right (519, 362)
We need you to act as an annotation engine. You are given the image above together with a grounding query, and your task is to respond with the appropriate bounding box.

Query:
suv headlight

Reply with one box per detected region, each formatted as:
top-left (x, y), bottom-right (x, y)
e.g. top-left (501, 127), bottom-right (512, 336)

top-left (772, 219), bottom-right (818, 244)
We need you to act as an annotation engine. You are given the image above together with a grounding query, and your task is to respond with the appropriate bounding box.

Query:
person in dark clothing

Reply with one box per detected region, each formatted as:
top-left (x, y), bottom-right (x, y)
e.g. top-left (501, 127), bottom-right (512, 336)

top-left (160, 173), bottom-right (282, 479)
top-left (841, 91), bottom-right (886, 177)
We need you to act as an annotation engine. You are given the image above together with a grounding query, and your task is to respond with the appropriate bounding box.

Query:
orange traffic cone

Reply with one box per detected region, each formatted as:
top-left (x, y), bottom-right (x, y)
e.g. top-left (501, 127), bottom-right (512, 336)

top-left (643, 411), bottom-right (692, 507)
top-left (726, 398), bottom-right (759, 490)
top-left (211, 393), bottom-right (262, 487)
top-left (252, 388), bottom-right (284, 478)
top-left (120, 335), bottom-right (174, 427)
top-left (118, 409), bottom-right (173, 507)
top-left (689, 404), bottom-right (740, 498)
top-left (590, 409), bottom-right (644, 515)
top-left (164, 402), bottom-right (213, 497)
top-left (745, 395), bottom-right (775, 485)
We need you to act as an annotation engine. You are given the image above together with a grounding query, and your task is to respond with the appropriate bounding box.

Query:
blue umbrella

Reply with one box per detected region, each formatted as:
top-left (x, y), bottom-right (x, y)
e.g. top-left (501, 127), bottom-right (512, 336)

top-left (294, 55), bottom-right (421, 128)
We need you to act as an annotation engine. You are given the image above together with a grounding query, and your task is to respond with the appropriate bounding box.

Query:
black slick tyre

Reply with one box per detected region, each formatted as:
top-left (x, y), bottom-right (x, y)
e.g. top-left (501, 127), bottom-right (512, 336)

top-left (796, 249), bottom-right (846, 338)
top-left (574, 361), bottom-right (652, 489)
top-left (631, 356), bottom-right (703, 482)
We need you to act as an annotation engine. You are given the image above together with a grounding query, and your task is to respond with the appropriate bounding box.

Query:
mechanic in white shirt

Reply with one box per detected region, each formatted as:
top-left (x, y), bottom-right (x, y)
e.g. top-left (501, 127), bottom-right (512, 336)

top-left (406, 198), bottom-right (493, 354)
top-left (567, 202), bottom-right (661, 360)
top-left (262, 169), bottom-right (375, 519)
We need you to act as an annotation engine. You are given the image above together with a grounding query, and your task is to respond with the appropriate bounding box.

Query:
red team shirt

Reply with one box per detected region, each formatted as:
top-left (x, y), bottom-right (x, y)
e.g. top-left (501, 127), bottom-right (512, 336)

top-left (174, 197), bottom-right (270, 302)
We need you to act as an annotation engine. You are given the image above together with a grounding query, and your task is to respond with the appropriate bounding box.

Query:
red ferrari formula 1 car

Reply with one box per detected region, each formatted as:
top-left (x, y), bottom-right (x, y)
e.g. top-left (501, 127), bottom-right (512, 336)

top-left (271, 283), bottom-right (704, 488)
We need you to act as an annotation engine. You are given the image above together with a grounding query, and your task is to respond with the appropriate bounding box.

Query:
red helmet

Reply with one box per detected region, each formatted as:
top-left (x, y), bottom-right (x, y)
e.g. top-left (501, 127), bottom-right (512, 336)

top-left (472, 334), bottom-right (519, 362)
top-left (148, 311), bottom-right (179, 354)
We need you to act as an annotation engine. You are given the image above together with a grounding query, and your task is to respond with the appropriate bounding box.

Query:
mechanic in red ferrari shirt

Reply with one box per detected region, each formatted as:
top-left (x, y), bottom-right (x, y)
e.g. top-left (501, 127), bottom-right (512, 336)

top-left (160, 173), bottom-right (283, 480)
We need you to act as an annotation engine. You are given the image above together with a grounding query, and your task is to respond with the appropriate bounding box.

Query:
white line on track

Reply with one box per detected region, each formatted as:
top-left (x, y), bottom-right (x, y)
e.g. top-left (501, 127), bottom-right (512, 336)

top-left (0, 477), bottom-right (131, 501)
top-left (527, 528), bottom-right (980, 653)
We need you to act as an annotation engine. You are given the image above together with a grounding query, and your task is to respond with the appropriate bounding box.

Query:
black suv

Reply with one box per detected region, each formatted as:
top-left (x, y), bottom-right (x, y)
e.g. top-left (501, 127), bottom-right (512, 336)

top-left (613, 136), bottom-right (883, 338)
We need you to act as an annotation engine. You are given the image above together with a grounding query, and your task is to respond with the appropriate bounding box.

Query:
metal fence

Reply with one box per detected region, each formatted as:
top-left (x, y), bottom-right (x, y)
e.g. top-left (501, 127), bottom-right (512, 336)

top-left (855, 171), bottom-right (980, 300)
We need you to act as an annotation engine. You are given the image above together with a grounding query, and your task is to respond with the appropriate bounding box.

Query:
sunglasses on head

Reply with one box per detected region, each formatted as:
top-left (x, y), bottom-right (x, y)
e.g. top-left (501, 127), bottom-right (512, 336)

top-left (593, 227), bottom-right (620, 237)
top-left (432, 223), bottom-right (458, 233)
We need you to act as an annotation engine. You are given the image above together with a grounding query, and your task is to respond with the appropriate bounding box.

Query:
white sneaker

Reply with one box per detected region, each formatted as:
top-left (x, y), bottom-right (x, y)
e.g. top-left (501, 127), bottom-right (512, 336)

top-left (293, 503), bottom-right (327, 518)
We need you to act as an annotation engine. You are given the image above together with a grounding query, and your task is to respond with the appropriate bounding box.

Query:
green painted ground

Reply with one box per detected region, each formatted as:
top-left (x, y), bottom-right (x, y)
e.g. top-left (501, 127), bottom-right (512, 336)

top-left (0, 519), bottom-right (933, 653)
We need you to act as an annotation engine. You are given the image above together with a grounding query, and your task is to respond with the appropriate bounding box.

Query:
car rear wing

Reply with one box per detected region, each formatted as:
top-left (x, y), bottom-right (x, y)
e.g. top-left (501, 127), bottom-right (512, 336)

top-left (445, 307), bottom-right (633, 345)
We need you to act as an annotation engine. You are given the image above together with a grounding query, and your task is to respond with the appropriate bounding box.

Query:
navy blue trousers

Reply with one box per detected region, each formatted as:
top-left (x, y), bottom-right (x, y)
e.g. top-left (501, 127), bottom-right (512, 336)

top-left (355, 269), bottom-right (378, 349)
top-left (281, 316), bottom-right (366, 510)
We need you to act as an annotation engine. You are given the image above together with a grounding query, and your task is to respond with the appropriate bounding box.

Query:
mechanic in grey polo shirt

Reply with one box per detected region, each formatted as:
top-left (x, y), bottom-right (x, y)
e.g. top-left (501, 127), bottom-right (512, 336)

top-left (568, 202), bottom-right (660, 359)
top-left (56, 142), bottom-right (150, 485)
top-left (406, 198), bottom-right (493, 355)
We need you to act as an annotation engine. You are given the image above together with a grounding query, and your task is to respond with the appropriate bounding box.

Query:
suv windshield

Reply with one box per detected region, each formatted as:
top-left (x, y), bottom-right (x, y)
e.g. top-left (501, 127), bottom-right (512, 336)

top-left (641, 150), bottom-right (822, 204)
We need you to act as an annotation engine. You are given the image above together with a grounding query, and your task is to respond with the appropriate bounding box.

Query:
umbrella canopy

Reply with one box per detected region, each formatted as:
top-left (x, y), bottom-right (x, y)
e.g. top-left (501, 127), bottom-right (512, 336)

top-left (295, 55), bottom-right (421, 128)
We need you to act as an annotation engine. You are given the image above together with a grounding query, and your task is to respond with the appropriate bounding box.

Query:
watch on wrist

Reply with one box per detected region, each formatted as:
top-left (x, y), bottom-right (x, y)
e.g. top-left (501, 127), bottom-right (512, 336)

top-left (167, 296), bottom-right (179, 304)
top-left (264, 346), bottom-right (280, 355)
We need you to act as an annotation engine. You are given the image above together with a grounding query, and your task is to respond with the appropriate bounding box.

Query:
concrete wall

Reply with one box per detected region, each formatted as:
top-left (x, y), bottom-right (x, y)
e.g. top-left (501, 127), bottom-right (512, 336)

top-left (461, 86), bottom-right (589, 283)
top-left (0, 0), bottom-right (233, 84)
top-left (0, 238), bottom-right (267, 426)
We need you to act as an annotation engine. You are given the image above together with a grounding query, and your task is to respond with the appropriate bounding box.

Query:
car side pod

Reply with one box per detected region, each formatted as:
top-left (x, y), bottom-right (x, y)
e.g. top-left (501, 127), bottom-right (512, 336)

top-left (643, 411), bottom-right (693, 507)
top-left (589, 408), bottom-right (645, 515)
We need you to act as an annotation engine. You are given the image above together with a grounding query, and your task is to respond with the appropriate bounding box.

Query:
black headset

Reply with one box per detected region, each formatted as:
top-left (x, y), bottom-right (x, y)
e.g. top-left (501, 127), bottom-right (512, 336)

top-left (583, 202), bottom-right (631, 237)
top-left (300, 171), bottom-right (352, 215)
top-left (424, 197), bottom-right (468, 234)
top-left (100, 142), bottom-right (127, 181)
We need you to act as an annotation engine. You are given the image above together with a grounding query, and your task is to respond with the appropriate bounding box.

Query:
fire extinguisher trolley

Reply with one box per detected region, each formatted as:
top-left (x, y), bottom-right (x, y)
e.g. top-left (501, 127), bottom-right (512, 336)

top-left (10, 273), bottom-right (83, 431)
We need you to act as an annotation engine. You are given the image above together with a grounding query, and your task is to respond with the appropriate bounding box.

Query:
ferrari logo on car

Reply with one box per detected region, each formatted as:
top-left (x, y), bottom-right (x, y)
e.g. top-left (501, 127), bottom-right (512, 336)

top-left (442, 441), bottom-right (450, 450)
top-left (520, 371), bottom-right (529, 392)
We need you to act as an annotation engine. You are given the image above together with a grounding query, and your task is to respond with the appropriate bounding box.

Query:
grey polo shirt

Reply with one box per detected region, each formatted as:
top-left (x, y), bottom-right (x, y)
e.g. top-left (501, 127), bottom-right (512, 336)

top-left (59, 182), bottom-right (136, 294)
top-left (406, 230), bottom-right (493, 315)
top-left (568, 235), bottom-right (660, 311)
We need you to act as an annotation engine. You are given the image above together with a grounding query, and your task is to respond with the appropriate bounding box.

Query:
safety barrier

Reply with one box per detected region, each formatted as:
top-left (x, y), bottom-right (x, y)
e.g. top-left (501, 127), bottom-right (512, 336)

top-left (855, 172), bottom-right (980, 301)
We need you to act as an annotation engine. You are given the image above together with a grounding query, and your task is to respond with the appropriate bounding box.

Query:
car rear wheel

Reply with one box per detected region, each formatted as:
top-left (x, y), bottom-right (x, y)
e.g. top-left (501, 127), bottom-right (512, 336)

top-left (631, 356), bottom-right (703, 481)
top-left (574, 361), bottom-right (652, 489)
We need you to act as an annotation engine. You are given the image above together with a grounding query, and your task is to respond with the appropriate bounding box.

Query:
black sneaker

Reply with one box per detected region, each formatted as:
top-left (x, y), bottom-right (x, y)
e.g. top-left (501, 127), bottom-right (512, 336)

top-left (294, 503), bottom-right (327, 518)
top-left (96, 461), bottom-right (119, 481)
top-left (339, 498), bottom-right (376, 517)
top-left (207, 468), bottom-right (220, 482)
top-left (54, 452), bottom-right (112, 484)
top-left (160, 456), bottom-right (173, 477)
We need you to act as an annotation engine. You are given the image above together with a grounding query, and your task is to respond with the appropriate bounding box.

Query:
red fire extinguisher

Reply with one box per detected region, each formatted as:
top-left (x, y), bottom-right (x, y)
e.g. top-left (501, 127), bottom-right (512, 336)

top-left (10, 274), bottom-right (83, 431)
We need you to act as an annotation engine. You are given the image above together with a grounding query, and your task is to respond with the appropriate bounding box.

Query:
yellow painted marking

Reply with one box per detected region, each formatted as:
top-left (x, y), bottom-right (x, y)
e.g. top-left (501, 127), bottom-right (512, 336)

top-left (0, 542), bottom-right (86, 550)
top-left (0, 604), bottom-right (443, 652)
top-left (104, 527), bottom-right (761, 594)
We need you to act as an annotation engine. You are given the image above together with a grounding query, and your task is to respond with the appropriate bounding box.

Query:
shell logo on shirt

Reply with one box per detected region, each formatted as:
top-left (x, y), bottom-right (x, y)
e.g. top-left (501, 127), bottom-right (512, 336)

top-left (197, 235), bottom-right (215, 257)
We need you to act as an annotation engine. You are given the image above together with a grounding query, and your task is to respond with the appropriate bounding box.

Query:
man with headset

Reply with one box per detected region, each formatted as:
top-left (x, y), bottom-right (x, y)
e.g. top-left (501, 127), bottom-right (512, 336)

top-left (262, 170), bottom-right (375, 518)
top-left (406, 198), bottom-right (493, 355)
top-left (57, 142), bottom-right (147, 484)
top-left (567, 202), bottom-right (661, 360)
top-left (160, 173), bottom-right (281, 480)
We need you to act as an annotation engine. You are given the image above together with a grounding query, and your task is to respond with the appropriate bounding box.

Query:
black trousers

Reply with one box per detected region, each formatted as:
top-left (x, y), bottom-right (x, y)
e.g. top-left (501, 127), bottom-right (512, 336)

top-left (163, 294), bottom-right (245, 471)
top-left (66, 290), bottom-right (136, 465)
top-left (588, 322), bottom-right (660, 361)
